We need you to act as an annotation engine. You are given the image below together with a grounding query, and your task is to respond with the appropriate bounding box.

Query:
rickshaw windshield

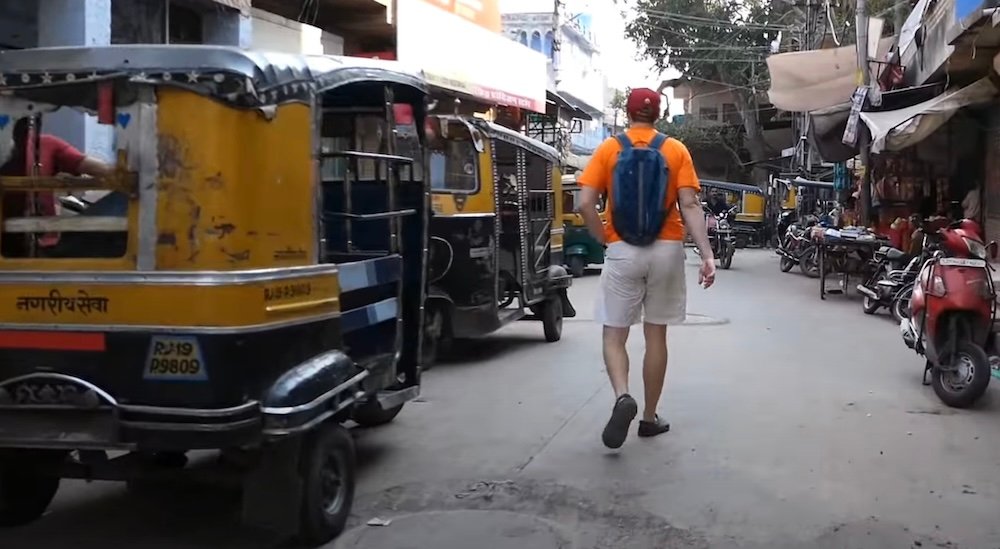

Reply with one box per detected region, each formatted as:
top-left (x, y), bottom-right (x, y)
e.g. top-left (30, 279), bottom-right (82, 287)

top-left (429, 122), bottom-right (478, 193)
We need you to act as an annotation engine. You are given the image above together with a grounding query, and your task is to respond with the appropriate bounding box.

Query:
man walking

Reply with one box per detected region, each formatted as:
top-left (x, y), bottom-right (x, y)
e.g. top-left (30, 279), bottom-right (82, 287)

top-left (578, 88), bottom-right (715, 449)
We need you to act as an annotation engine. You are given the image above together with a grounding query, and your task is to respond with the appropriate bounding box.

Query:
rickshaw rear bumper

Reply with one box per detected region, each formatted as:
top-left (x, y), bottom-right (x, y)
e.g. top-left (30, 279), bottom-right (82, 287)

top-left (0, 400), bottom-right (264, 451)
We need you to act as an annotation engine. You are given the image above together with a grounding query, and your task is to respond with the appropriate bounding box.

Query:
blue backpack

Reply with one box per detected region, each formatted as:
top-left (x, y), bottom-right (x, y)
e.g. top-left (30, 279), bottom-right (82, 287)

top-left (611, 133), bottom-right (670, 246)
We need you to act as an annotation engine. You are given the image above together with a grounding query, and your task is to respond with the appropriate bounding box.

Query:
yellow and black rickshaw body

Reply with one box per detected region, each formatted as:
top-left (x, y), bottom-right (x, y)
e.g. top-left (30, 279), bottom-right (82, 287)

top-left (561, 175), bottom-right (605, 277)
top-left (0, 46), bottom-right (429, 544)
top-left (424, 115), bottom-right (572, 363)
top-left (702, 179), bottom-right (766, 247)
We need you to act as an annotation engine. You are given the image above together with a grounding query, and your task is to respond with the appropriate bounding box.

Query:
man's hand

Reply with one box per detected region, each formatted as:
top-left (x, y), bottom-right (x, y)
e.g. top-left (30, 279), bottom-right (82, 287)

top-left (699, 257), bottom-right (716, 289)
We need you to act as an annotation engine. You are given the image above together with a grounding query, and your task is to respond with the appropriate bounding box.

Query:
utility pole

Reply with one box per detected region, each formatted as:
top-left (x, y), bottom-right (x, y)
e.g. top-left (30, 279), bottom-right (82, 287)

top-left (856, 0), bottom-right (872, 223)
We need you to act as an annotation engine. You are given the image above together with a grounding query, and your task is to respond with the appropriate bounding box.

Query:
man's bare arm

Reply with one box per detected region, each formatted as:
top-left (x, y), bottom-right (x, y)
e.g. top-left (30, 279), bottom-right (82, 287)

top-left (579, 186), bottom-right (606, 244)
top-left (678, 187), bottom-right (713, 259)
top-left (78, 157), bottom-right (113, 177)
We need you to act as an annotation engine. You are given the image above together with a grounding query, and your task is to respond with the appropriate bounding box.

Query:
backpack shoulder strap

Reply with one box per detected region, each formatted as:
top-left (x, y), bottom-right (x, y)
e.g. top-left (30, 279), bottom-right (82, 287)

top-left (614, 133), bottom-right (633, 151)
top-left (650, 132), bottom-right (668, 150)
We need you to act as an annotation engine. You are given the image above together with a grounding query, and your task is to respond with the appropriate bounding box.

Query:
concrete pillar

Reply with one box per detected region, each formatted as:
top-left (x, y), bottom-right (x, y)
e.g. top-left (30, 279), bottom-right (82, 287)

top-left (203, 7), bottom-right (252, 48)
top-left (37, 0), bottom-right (113, 161)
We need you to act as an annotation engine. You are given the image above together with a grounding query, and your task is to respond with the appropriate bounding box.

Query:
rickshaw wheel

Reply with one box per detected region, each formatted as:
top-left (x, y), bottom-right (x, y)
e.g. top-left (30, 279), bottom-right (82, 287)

top-left (0, 450), bottom-right (65, 527)
top-left (351, 399), bottom-right (404, 428)
top-left (568, 256), bottom-right (586, 278)
top-left (298, 423), bottom-right (356, 545)
top-left (542, 295), bottom-right (564, 343)
top-left (421, 306), bottom-right (450, 371)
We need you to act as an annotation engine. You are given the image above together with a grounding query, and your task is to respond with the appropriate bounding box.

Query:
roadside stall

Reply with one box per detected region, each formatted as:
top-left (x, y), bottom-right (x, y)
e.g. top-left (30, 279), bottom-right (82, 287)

top-left (815, 226), bottom-right (889, 299)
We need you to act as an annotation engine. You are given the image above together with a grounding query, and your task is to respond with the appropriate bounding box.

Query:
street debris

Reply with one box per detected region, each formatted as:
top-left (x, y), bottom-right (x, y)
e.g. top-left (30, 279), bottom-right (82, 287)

top-left (367, 517), bottom-right (392, 527)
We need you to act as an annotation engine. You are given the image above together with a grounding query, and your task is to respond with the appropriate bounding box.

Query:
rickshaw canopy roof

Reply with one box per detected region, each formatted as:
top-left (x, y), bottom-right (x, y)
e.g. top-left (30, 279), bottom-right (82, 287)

top-left (0, 45), bottom-right (427, 108)
top-left (701, 179), bottom-right (764, 196)
top-left (436, 115), bottom-right (560, 164)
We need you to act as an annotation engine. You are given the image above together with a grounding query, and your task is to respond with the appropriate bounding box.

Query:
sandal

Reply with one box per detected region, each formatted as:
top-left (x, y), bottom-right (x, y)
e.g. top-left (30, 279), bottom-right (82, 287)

top-left (602, 394), bottom-right (638, 449)
top-left (637, 415), bottom-right (671, 438)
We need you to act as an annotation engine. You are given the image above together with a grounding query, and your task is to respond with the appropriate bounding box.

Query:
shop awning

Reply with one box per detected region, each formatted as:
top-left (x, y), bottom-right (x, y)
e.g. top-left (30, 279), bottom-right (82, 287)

top-left (860, 77), bottom-right (997, 153)
top-left (776, 177), bottom-right (836, 190)
top-left (766, 18), bottom-right (892, 112)
top-left (213, 0), bottom-right (250, 12)
top-left (547, 90), bottom-right (592, 121)
top-left (701, 179), bottom-right (764, 196)
top-left (558, 90), bottom-right (604, 119)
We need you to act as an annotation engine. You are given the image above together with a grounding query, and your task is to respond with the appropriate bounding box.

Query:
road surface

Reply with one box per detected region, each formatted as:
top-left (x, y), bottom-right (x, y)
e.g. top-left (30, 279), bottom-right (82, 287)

top-left (2, 249), bottom-right (998, 548)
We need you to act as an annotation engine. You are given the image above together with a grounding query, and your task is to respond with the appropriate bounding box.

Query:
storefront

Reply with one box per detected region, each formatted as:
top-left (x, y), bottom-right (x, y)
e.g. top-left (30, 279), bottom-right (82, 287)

top-left (396, 0), bottom-right (547, 117)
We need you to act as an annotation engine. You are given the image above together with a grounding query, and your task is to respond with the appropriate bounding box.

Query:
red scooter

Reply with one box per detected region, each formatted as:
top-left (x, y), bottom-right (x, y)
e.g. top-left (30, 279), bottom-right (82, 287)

top-left (900, 219), bottom-right (998, 408)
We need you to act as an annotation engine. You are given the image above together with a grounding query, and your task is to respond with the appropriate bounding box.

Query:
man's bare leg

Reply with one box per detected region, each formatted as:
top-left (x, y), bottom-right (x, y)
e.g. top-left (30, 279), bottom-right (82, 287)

top-left (601, 325), bottom-right (638, 448)
top-left (638, 322), bottom-right (671, 437)
top-left (603, 326), bottom-right (631, 397)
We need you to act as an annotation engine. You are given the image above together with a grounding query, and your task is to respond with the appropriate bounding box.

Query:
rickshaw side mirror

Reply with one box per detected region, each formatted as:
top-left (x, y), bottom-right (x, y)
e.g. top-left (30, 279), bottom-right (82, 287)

top-left (989, 241), bottom-right (998, 259)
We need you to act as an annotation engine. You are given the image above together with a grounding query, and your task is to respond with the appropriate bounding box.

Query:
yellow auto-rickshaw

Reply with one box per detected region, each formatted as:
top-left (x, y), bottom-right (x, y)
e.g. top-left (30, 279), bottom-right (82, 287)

top-left (425, 115), bottom-right (574, 365)
top-left (702, 179), bottom-right (766, 247)
top-left (0, 45), bottom-right (429, 545)
top-left (561, 173), bottom-right (606, 277)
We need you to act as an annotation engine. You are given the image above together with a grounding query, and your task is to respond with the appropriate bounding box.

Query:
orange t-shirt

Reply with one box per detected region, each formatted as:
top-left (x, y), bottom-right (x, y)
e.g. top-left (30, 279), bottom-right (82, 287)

top-left (578, 128), bottom-right (700, 243)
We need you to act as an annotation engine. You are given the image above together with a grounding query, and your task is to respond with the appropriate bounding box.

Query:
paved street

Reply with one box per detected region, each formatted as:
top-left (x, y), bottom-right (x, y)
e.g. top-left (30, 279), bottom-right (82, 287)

top-left (2, 250), bottom-right (1000, 548)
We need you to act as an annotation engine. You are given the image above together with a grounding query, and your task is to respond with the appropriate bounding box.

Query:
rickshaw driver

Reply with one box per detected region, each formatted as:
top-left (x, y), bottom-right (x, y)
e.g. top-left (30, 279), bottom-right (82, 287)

top-left (578, 88), bottom-right (715, 450)
top-left (0, 116), bottom-right (113, 254)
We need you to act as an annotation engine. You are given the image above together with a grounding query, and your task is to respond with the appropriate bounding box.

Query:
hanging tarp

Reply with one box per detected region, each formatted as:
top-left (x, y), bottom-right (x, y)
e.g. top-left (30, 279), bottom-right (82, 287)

top-left (766, 18), bottom-right (891, 113)
top-left (860, 78), bottom-right (997, 153)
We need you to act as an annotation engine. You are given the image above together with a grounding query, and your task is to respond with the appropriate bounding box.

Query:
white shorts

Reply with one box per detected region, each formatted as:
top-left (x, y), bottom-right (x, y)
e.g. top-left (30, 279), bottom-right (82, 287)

top-left (595, 240), bottom-right (687, 327)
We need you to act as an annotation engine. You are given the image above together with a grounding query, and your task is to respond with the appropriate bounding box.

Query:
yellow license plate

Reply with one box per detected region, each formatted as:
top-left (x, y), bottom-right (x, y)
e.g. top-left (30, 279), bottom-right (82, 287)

top-left (144, 336), bottom-right (207, 381)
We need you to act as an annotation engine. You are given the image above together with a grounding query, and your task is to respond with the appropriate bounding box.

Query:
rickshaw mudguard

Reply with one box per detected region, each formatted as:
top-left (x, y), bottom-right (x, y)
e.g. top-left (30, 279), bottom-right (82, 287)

top-left (260, 349), bottom-right (365, 436)
top-left (565, 244), bottom-right (591, 258)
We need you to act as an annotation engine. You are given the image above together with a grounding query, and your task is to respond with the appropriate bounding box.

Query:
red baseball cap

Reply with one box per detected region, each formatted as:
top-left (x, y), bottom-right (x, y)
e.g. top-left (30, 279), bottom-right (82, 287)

top-left (626, 88), bottom-right (661, 120)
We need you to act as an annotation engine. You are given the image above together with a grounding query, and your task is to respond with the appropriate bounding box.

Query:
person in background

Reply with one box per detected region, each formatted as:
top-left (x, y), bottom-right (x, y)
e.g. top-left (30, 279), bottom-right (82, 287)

top-left (578, 88), bottom-right (715, 450)
top-left (0, 117), bottom-right (111, 255)
top-left (962, 184), bottom-right (981, 222)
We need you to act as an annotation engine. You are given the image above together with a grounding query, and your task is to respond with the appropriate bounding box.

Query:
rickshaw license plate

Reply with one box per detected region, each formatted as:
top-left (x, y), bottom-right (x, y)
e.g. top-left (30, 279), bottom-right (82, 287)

top-left (144, 336), bottom-right (207, 381)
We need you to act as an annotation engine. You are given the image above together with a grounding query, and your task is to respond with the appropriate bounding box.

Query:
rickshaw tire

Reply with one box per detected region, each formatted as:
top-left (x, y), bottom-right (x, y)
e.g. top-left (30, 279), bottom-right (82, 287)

top-left (298, 423), bottom-right (356, 545)
top-left (0, 450), bottom-right (64, 527)
top-left (542, 295), bottom-right (563, 343)
top-left (568, 256), bottom-right (586, 278)
top-left (351, 399), bottom-right (404, 428)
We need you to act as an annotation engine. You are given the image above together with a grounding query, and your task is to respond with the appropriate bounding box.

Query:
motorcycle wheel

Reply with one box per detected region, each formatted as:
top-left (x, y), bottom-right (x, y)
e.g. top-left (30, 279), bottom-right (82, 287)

top-left (779, 256), bottom-right (795, 273)
top-left (931, 341), bottom-right (992, 408)
top-left (862, 294), bottom-right (880, 315)
top-left (891, 286), bottom-right (913, 323)
top-left (799, 247), bottom-right (820, 278)
top-left (720, 245), bottom-right (734, 270)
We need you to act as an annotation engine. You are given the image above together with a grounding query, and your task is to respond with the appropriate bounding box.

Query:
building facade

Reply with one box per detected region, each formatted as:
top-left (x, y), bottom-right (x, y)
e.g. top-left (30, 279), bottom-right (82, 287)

top-left (502, 0), bottom-right (606, 154)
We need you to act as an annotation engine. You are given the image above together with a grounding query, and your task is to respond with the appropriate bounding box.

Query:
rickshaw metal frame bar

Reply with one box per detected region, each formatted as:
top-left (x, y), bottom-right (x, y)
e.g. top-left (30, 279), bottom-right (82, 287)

top-left (3, 216), bottom-right (128, 233)
top-left (261, 370), bottom-right (369, 416)
top-left (135, 91), bottom-right (159, 271)
top-left (311, 94), bottom-right (323, 266)
top-left (516, 147), bottom-right (530, 304)
top-left (325, 209), bottom-right (416, 221)
top-left (385, 86), bottom-right (399, 254)
top-left (0, 174), bottom-right (139, 194)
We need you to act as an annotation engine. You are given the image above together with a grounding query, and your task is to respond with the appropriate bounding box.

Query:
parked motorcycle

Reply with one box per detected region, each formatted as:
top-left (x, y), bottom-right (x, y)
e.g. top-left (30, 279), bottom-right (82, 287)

top-left (856, 245), bottom-right (921, 317)
top-left (703, 204), bottom-right (737, 270)
top-left (776, 215), bottom-right (818, 273)
top-left (899, 219), bottom-right (998, 408)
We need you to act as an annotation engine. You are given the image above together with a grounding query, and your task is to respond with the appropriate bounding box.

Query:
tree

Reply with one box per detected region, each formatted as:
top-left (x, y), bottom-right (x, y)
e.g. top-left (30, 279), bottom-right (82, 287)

top-left (609, 88), bottom-right (629, 131)
top-left (627, 0), bottom-right (783, 184)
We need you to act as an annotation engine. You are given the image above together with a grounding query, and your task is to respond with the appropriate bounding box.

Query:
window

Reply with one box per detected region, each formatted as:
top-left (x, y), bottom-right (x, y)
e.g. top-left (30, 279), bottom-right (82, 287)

top-left (722, 103), bottom-right (740, 124)
top-left (429, 140), bottom-right (478, 192)
top-left (530, 31), bottom-right (542, 52)
top-left (519, 31), bottom-right (528, 45)
top-left (544, 31), bottom-right (555, 59)
top-left (167, 1), bottom-right (203, 44)
top-left (699, 106), bottom-right (718, 121)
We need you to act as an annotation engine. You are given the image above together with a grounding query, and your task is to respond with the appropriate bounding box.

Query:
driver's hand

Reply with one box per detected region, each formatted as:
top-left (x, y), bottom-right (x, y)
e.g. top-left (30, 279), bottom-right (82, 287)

top-left (699, 257), bottom-right (717, 289)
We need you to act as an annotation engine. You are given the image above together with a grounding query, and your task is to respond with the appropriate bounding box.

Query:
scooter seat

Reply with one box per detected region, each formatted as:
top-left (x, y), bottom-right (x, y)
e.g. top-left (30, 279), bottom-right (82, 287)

top-left (885, 247), bottom-right (905, 260)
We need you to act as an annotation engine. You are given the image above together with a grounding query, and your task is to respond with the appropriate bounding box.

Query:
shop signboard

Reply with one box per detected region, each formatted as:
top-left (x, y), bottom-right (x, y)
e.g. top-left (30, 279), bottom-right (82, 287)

top-left (397, 0), bottom-right (547, 113)
top-left (421, 0), bottom-right (502, 32)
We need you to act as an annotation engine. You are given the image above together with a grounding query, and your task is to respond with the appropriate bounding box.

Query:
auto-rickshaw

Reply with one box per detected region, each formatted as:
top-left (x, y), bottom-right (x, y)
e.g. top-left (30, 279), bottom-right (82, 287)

top-left (561, 173), bottom-right (605, 277)
top-left (701, 179), bottom-right (766, 247)
top-left (425, 115), bottom-right (574, 365)
top-left (0, 45), bottom-right (429, 545)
